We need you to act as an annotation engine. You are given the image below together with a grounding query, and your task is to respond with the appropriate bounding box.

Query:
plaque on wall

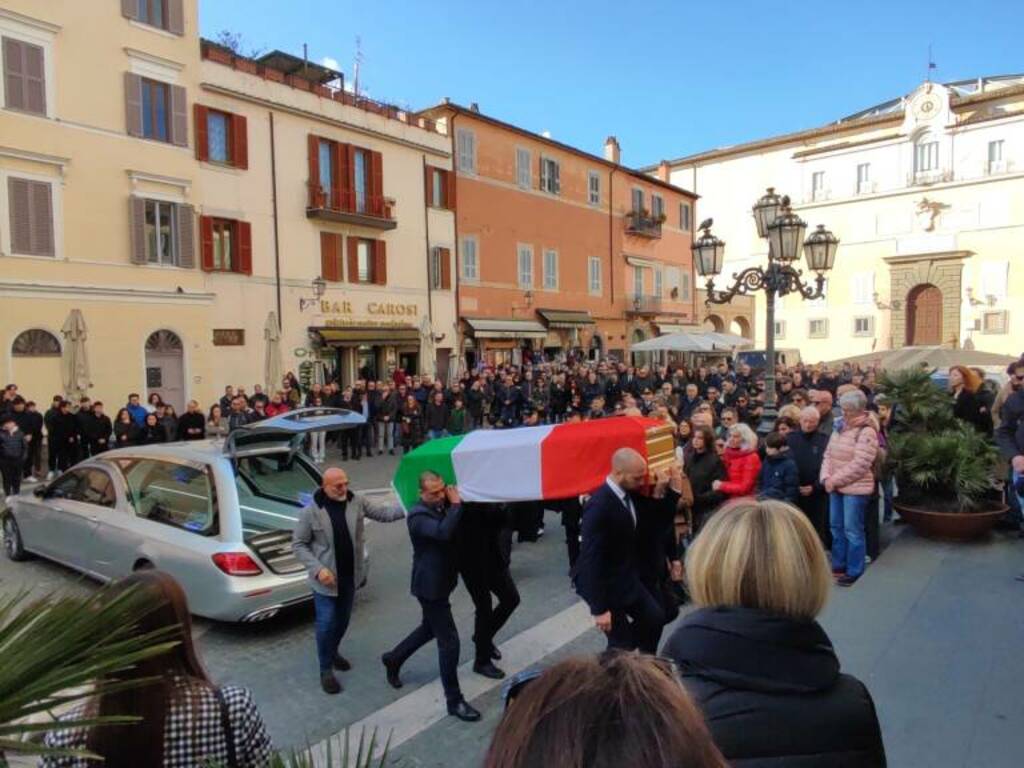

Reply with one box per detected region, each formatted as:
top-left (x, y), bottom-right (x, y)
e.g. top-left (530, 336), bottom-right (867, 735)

top-left (213, 329), bottom-right (246, 346)
top-left (146, 367), bottom-right (163, 388)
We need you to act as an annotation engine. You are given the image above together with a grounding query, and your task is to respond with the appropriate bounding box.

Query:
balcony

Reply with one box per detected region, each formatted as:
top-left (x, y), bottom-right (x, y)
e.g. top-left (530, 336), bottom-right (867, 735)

top-left (306, 184), bottom-right (397, 230)
top-left (626, 294), bottom-right (663, 315)
top-left (625, 211), bottom-right (663, 239)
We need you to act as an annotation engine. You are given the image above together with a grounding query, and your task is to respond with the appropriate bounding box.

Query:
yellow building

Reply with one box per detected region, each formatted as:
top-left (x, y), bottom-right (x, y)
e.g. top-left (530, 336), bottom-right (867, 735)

top-left (663, 76), bottom-right (1024, 361)
top-left (0, 1), bottom-right (455, 411)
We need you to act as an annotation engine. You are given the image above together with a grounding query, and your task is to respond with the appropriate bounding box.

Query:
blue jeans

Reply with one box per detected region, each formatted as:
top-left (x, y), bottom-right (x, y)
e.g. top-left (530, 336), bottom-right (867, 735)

top-left (313, 583), bottom-right (355, 672)
top-left (880, 475), bottom-right (895, 522)
top-left (1013, 470), bottom-right (1024, 525)
top-left (427, 429), bottom-right (449, 440)
top-left (830, 492), bottom-right (869, 579)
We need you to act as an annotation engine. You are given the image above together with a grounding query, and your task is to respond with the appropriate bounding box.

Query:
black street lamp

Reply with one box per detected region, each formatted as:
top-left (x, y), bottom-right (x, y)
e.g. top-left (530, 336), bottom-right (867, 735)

top-left (692, 191), bottom-right (839, 432)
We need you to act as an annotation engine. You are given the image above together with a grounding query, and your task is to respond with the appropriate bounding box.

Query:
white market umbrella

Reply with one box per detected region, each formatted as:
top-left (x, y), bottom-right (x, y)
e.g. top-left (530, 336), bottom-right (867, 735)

top-left (631, 330), bottom-right (751, 353)
top-left (264, 311), bottom-right (283, 393)
top-left (60, 309), bottom-right (91, 401)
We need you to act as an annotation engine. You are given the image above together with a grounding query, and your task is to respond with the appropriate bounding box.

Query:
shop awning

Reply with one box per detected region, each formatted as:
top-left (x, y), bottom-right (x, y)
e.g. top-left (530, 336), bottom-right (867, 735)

top-left (655, 323), bottom-right (700, 335)
top-left (463, 317), bottom-right (548, 340)
top-left (536, 309), bottom-right (595, 328)
top-left (311, 326), bottom-right (421, 345)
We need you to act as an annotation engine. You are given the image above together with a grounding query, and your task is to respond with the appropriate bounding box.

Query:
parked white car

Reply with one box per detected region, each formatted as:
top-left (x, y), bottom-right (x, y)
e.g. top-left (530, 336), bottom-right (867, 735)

top-left (1, 408), bottom-right (365, 622)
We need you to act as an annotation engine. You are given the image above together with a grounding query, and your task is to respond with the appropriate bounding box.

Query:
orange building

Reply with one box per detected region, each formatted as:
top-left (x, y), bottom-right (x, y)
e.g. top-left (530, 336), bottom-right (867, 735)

top-left (420, 102), bottom-right (700, 367)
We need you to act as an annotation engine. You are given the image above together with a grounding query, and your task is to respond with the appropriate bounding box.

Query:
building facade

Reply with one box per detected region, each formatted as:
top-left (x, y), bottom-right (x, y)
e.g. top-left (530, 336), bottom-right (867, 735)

top-left (420, 102), bottom-right (719, 368)
top-left (0, 0), bottom-right (454, 411)
top-left (663, 76), bottom-right (1024, 361)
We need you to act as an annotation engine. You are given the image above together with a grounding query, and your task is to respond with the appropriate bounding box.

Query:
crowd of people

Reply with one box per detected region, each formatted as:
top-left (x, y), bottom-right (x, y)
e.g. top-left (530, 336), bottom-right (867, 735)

top-left (8, 350), bottom-right (1024, 767)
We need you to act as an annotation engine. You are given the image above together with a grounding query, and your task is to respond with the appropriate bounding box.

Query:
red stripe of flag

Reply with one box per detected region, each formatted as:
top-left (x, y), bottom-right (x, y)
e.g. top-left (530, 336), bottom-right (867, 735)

top-left (539, 416), bottom-right (659, 499)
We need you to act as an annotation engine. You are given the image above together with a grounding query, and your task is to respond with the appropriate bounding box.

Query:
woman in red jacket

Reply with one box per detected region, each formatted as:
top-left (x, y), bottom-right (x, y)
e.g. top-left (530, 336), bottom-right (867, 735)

top-left (265, 391), bottom-right (291, 417)
top-left (713, 423), bottom-right (762, 499)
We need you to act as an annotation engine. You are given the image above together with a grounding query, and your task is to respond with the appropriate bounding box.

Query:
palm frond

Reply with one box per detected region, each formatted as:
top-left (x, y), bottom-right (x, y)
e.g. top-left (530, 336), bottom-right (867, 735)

top-left (0, 584), bottom-right (180, 758)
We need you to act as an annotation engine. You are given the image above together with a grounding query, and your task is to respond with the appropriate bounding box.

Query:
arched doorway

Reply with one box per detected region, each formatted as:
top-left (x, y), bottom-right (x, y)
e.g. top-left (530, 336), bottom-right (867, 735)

top-left (631, 328), bottom-right (647, 367)
top-left (588, 332), bottom-right (603, 362)
top-left (905, 284), bottom-right (942, 346)
top-left (145, 330), bottom-right (185, 411)
top-left (730, 317), bottom-right (752, 339)
top-left (704, 314), bottom-right (725, 333)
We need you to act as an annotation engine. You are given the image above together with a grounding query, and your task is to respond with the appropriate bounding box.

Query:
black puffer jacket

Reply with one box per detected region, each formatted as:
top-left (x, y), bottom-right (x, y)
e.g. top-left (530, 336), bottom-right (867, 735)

top-left (664, 606), bottom-right (886, 767)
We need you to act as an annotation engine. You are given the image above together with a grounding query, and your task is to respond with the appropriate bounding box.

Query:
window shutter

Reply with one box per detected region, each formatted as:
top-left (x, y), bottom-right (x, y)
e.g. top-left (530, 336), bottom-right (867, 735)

top-left (374, 240), bottom-right (387, 285)
top-left (2, 38), bottom-right (25, 111)
top-left (199, 215), bottom-right (214, 271)
top-left (194, 104), bottom-right (209, 161)
top-left (129, 197), bottom-right (147, 264)
top-left (124, 72), bottom-right (143, 137)
top-left (7, 178), bottom-right (30, 253)
top-left (340, 144), bottom-right (355, 211)
top-left (177, 204), bottom-right (195, 268)
top-left (121, 0), bottom-right (138, 20)
top-left (30, 180), bottom-right (54, 256)
top-left (446, 169), bottom-right (456, 210)
top-left (232, 113), bottom-right (248, 169)
top-left (370, 151), bottom-right (384, 216)
top-left (170, 85), bottom-right (188, 147)
top-left (26, 46), bottom-right (45, 113)
top-left (440, 247), bottom-right (451, 289)
top-left (237, 221), bottom-right (252, 275)
top-left (307, 134), bottom-right (320, 202)
top-left (347, 237), bottom-right (359, 283)
top-left (553, 162), bottom-right (560, 194)
top-left (167, 0), bottom-right (185, 35)
top-left (539, 158), bottom-right (548, 191)
top-left (320, 232), bottom-right (341, 281)
top-left (333, 142), bottom-right (348, 211)
top-left (424, 166), bottom-right (433, 207)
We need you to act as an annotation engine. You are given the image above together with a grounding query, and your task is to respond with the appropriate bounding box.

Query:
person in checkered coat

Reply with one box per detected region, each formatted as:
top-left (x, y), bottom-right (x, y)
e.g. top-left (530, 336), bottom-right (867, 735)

top-left (41, 571), bottom-right (273, 768)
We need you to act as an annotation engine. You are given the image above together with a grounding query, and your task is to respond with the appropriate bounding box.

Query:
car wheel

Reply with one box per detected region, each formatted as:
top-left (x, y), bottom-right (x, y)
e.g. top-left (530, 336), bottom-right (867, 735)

top-left (3, 515), bottom-right (28, 561)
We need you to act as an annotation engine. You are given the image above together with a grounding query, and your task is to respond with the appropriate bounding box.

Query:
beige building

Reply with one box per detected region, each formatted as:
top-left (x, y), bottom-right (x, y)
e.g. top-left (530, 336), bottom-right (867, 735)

top-left (0, 1), bottom-right (454, 412)
top-left (662, 76), bottom-right (1024, 361)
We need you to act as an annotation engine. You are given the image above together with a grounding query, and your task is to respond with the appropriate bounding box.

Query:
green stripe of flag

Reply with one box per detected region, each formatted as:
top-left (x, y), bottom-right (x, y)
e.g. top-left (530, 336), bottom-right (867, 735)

top-left (392, 434), bottom-right (464, 511)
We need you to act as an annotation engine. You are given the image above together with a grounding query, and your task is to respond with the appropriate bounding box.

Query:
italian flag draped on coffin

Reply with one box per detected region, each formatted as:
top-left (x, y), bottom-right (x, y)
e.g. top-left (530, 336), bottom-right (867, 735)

top-left (392, 416), bottom-right (675, 510)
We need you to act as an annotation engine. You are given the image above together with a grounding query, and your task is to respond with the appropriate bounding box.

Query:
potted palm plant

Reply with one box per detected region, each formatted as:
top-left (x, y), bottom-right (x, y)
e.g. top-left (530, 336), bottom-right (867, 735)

top-left (878, 368), bottom-right (1007, 540)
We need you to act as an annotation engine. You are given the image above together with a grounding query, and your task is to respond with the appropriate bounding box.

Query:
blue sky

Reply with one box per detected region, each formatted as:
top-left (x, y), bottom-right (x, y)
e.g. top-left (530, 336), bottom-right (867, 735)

top-left (199, 0), bottom-right (1020, 167)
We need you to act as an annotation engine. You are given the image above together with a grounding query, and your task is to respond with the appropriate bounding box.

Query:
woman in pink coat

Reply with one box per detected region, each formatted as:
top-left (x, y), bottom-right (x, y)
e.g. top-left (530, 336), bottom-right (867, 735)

top-left (820, 390), bottom-right (878, 586)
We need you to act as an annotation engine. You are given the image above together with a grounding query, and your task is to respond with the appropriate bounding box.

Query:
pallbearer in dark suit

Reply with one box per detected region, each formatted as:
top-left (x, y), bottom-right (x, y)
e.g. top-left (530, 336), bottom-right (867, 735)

top-left (381, 471), bottom-right (481, 722)
top-left (575, 448), bottom-right (682, 653)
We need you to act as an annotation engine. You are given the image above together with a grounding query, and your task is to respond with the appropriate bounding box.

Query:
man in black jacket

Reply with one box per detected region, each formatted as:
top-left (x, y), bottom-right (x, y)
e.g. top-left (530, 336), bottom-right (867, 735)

top-left (455, 502), bottom-right (520, 680)
top-left (575, 447), bottom-right (671, 653)
top-left (74, 398), bottom-right (95, 460)
top-left (788, 407), bottom-right (831, 546)
top-left (82, 402), bottom-right (112, 455)
top-left (48, 401), bottom-right (79, 473)
top-left (381, 472), bottom-right (480, 722)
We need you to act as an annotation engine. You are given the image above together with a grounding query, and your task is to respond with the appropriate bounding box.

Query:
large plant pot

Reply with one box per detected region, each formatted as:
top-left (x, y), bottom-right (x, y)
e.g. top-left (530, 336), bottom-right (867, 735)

top-left (894, 502), bottom-right (1008, 542)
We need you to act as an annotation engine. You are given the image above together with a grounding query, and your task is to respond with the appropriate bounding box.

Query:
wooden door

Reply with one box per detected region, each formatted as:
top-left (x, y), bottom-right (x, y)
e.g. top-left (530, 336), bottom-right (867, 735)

top-left (906, 284), bottom-right (942, 346)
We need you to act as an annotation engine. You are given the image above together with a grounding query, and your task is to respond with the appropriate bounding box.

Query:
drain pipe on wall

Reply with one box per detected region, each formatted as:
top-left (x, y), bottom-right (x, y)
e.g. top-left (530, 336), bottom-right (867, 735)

top-left (269, 111), bottom-right (283, 331)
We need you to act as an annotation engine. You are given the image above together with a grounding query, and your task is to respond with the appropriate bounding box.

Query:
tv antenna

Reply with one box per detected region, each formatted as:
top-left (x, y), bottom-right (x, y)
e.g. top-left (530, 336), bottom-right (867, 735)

top-left (926, 44), bottom-right (937, 83)
top-left (352, 36), bottom-right (364, 97)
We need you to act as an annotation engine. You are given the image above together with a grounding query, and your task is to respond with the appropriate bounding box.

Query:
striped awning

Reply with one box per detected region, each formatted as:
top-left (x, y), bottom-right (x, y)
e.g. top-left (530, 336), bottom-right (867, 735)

top-left (536, 309), bottom-right (595, 328)
top-left (463, 318), bottom-right (548, 339)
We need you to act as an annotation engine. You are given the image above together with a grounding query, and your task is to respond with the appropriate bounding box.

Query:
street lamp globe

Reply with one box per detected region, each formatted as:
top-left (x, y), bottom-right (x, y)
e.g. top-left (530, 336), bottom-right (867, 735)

top-left (311, 275), bottom-right (327, 298)
top-left (692, 224), bottom-right (726, 277)
top-left (803, 224), bottom-right (839, 272)
top-left (752, 187), bottom-right (784, 239)
top-left (766, 198), bottom-right (807, 263)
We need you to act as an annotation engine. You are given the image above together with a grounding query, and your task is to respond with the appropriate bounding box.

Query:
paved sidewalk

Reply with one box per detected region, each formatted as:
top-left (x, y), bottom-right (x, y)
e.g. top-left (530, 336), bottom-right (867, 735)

top-left (384, 527), bottom-right (1024, 768)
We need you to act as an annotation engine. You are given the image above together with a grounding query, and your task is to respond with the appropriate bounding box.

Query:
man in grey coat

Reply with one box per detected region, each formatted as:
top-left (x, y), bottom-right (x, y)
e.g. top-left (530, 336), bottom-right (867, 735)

top-left (293, 466), bottom-right (405, 694)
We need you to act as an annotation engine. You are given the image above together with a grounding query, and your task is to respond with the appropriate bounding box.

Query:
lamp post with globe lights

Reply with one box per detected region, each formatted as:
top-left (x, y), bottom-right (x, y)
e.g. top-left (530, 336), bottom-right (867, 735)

top-left (692, 188), bottom-right (839, 432)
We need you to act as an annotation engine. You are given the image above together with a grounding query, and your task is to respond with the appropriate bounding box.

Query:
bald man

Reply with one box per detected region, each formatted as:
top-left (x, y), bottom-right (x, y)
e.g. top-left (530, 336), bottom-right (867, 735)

top-left (575, 448), bottom-right (683, 653)
top-left (293, 467), bottom-right (405, 695)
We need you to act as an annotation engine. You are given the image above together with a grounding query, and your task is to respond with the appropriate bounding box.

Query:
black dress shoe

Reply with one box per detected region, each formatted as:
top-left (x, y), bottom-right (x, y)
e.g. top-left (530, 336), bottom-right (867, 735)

top-left (320, 671), bottom-right (342, 695)
top-left (447, 699), bottom-right (481, 722)
top-left (490, 644), bottom-right (502, 661)
top-left (473, 661), bottom-right (505, 680)
top-left (333, 653), bottom-right (351, 671)
top-left (382, 654), bottom-right (403, 689)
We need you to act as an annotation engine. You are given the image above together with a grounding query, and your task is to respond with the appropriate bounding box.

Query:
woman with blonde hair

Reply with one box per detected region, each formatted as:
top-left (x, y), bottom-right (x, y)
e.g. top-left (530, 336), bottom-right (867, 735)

top-left (665, 499), bottom-right (886, 767)
top-left (484, 651), bottom-right (727, 768)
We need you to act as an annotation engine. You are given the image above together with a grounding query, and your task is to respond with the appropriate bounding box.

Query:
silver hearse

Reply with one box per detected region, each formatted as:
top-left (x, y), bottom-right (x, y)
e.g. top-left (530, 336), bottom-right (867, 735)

top-left (1, 408), bottom-right (364, 622)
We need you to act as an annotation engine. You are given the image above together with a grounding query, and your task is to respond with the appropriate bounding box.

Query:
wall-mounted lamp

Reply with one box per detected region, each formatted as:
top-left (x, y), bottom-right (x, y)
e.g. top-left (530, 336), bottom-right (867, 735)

top-left (299, 276), bottom-right (328, 312)
top-left (873, 291), bottom-right (902, 311)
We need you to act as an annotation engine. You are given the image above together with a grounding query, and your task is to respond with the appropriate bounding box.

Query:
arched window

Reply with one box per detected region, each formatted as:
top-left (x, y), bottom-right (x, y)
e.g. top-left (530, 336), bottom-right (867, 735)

top-left (914, 134), bottom-right (939, 174)
top-left (145, 330), bottom-right (183, 352)
top-left (12, 329), bottom-right (61, 357)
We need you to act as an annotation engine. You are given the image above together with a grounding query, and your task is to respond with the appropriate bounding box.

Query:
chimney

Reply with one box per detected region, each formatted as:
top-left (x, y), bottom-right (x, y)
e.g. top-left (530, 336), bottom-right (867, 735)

top-left (657, 160), bottom-right (671, 182)
top-left (469, 102), bottom-right (480, 113)
top-left (604, 136), bottom-right (620, 164)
